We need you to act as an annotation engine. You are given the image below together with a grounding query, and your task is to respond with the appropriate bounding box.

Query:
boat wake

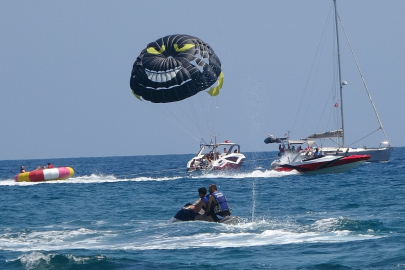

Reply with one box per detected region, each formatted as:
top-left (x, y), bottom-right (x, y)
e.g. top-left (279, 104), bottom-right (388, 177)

top-left (193, 169), bottom-right (298, 179)
top-left (0, 168), bottom-right (298, 186)
top-left (0, 174), bottom-right (182, 186)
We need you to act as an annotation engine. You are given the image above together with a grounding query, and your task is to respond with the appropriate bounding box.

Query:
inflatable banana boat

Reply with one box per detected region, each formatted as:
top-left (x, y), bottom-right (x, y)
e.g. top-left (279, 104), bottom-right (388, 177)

top-left (15, 167), bottom-right (74, 182)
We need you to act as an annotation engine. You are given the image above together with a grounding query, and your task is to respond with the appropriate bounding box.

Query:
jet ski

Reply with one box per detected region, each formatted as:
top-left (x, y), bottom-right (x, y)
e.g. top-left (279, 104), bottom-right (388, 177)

top-left (169, 203), bottom-right (240, 225)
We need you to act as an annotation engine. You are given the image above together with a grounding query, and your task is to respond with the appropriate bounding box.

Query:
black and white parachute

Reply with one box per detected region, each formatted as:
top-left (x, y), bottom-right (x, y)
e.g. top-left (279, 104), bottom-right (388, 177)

top-left (130, 34), bottom-right (223, 103)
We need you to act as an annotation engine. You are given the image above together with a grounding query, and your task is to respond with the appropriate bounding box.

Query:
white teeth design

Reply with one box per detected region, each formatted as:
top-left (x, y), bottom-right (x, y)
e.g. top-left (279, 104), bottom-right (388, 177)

top-left (145, 66), bottom-right (181, 83)
top-left (156, 73), bottom-right (162, 83)
top-left (165, 72), bottom-right (172, 81)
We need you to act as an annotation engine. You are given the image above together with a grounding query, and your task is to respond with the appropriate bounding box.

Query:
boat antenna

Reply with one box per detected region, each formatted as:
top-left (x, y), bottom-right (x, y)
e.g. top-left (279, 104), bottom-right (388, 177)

top-left (210, 133), bottom-right (220, 145)
top-left (200, 138), bottom-right (208, 148)
top-left (334, 0), bottom-right (345, 147)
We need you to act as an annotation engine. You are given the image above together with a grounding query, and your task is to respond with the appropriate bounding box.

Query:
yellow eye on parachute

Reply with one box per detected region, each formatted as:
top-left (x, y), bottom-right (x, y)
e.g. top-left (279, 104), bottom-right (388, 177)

top-left (147, 45), bottom-right (166, 55)
top-left (174, 44), bottom-right (195, 52)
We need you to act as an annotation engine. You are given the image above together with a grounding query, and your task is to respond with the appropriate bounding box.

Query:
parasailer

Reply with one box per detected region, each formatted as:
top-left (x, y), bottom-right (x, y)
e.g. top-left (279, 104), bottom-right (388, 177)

top-left (130, 34), bottom-right (223, 103)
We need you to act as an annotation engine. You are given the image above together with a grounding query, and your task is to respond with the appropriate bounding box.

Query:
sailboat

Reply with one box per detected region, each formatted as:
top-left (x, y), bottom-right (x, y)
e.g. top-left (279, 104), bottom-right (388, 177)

top-left (297, 0), bottom-right (391, 162)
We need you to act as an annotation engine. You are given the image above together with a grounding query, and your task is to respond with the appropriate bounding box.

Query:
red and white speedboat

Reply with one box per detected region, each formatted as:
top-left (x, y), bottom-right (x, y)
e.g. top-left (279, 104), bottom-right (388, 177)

top-left (187, 142), bottom-right (245, 172)
top-left (271, 150), bottom-right (370, 174)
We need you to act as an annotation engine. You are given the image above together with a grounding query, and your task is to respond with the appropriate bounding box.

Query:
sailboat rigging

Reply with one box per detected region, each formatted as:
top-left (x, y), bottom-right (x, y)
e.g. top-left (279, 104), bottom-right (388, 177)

top-left (313, 0), bottom-right (391, 162)
top-left (266, 0), bottom-right (391, 162)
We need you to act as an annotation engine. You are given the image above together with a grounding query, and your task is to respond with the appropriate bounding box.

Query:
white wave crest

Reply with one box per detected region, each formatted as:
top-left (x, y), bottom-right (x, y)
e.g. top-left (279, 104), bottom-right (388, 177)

top-left (7, 251), bottom-right (104, 270)
top-left (0, 217), bottom-right (380, 252)
top-left (19, 251), bottom-right (55, 270)
top-left (131, 228), bottom-right (375, 250)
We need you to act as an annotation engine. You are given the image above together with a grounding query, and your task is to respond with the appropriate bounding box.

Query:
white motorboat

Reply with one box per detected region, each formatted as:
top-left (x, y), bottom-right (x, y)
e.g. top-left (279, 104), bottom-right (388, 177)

top-left (187, 142), bottom-right (246, 172)
top-left (271, 149), bottom-right (370, 174)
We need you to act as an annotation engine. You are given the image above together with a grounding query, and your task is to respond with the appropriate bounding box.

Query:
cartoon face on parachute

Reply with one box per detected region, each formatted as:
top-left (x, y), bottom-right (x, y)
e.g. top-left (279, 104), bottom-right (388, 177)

top-left (130, 34), bottom-right (223, 103)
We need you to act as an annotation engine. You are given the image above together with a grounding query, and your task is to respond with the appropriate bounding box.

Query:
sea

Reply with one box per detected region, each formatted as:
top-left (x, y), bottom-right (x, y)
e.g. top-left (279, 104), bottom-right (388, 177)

top-left (0, 147), bottom-right (404, 270)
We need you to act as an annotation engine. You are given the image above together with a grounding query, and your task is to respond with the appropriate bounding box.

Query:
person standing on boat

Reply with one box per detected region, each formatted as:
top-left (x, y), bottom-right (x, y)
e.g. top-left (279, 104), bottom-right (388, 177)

top-left (220, 148), bottom-right (227, 157)
top-left (278, 144), bottom-right (285, 156)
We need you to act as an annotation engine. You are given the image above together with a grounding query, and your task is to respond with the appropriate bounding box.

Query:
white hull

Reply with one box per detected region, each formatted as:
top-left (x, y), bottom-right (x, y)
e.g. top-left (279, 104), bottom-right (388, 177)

top-left (321, 147), bottom-right (391, 162)
top-left (272, 150), bottom-right (370, 174)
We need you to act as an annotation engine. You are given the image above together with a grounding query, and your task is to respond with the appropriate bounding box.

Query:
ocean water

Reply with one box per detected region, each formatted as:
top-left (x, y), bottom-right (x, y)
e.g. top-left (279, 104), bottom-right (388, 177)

top-left (0, 148), bottom-right (404, 269)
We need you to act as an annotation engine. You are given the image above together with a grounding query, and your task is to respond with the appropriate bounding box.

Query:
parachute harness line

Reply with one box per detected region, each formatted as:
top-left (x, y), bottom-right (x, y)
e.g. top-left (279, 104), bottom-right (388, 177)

top-left (338, 15), bottom-right (389, 143)
top-left (153, 102), bottom-right (201, 142)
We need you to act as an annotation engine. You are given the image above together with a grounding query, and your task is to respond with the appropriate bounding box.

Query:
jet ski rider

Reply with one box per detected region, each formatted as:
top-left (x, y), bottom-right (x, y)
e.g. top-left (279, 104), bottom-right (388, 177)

top-left (206, 184), bottom-right (231, 222)
top-left (190, 188), bottom-right (210, 220)
top-left (173, 187), bottom-right (208, 221)
top-left (191, 184), bottom-right (231, 222)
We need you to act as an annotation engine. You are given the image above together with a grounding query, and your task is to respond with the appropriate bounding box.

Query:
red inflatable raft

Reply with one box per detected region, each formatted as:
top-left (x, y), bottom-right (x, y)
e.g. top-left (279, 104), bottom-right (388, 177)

top-left (15, 167), bottom-right (74, 182)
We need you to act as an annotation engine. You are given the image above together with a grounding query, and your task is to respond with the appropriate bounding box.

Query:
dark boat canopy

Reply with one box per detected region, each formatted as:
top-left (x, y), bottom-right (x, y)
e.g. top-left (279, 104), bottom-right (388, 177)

top-left (302, 129), bottom-right (343, 140)
top-left (264, 134), bottom-right (289, 144)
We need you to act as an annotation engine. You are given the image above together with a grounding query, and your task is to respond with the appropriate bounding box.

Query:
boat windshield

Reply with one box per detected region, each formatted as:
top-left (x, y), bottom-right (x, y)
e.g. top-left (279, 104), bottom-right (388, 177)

top-left (292, 150), bottom-right (313, 162)
top-left (197, 144), bottom-right (241, 160)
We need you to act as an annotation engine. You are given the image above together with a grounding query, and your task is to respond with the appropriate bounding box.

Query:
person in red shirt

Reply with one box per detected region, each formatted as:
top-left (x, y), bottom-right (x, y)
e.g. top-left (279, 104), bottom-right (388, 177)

top-left (47, 163), bottom-right (54, 168)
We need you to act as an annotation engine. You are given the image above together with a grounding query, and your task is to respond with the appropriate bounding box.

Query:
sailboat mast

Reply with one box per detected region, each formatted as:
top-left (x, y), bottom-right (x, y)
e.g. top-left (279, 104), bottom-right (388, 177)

top-left (334, 0), bottom-right (345, 147)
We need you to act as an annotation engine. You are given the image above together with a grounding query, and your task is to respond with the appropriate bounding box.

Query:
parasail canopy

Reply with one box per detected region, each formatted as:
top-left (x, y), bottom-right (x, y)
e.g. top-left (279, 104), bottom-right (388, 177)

top-left (130, 34), bottom-right (223, 103)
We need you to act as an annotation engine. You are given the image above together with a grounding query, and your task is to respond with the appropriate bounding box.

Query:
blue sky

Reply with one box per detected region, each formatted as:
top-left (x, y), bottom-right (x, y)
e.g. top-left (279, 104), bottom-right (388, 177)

top-left (1, 0), bottom-right (404, 160)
